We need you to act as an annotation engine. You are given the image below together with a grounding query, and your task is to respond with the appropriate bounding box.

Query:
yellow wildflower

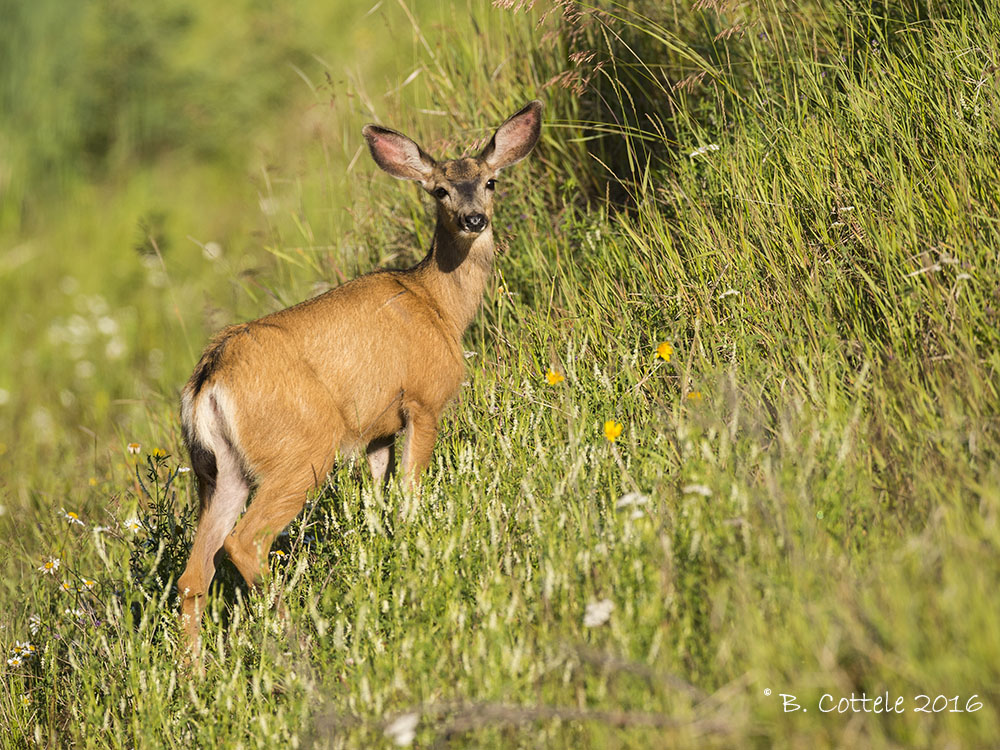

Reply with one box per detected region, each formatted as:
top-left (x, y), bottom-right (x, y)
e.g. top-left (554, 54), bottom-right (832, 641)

top-left (656, 342), bottom-right (673, 362)
top-left (687, 391), bottom-right (703, 402)
top-left (151, 448), bottom-right (167, 458)
top-left (545, 369), bottom-right (565, 385)
top-left (603, 420), bottom-right (623, 443)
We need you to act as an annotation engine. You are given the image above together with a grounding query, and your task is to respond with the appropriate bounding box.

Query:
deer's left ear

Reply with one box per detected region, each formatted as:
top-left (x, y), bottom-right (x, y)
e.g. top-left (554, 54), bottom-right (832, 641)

top-left (479, 100), bottom-right (543, 170)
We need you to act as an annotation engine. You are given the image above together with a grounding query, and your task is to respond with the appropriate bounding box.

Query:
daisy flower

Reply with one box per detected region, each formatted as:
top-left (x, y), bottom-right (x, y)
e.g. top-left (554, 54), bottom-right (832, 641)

top-left (38, 557), bottom-right (61, 575)
top-left (60, 508), bottom-right (85, 526)
top-left (123, 517), bottom-right (143, 533)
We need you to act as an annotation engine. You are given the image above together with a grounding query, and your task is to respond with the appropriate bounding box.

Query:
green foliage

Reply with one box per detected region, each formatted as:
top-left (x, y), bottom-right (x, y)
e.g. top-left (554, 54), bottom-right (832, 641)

top-left (2, 0), bottom-right (1000, 747)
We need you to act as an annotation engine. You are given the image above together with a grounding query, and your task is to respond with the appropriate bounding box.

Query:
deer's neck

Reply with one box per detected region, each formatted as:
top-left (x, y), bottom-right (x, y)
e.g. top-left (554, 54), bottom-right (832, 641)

top-left (413, 219), bottom-right (496, 336)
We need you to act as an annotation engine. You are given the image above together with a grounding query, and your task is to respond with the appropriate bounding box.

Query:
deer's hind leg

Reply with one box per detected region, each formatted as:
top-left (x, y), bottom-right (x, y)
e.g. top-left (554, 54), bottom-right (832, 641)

top-left (366, 435), bottom-right (396, 484)
top-left (223, 423), bottom-right (340, 591)
top-left (178, 440), bottom-right (250, 649)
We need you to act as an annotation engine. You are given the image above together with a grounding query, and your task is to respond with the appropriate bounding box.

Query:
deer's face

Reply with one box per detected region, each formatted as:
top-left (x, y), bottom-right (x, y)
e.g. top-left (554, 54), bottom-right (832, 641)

top-left (363, 101), bottom-right (542, 238)
top-left (426, 158), bottom-right (498, 236)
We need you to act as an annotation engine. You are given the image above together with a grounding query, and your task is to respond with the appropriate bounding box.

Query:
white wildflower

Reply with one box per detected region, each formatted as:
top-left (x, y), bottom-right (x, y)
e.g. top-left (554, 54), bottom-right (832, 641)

top-left (682, 484), bottom-right (713, 498)
top-left (583, 598), bottom-right (614, 628)
top-left (259, 197), bottom-right (279, 216)
top-left (688, 143), bottom-right (720, 158)
top-left (38, 557), bottom-right (61, 575)
top-left (384, 712), bottom-right (419, 746)
top-left (96, 316), bottom-right (118, 336)
top-left (6, 655), bottom-right (22, 668)
top-left (105, 337), bottom-right (126, 360)
top-left (615, 492), bottom-right (650, 510)
top-left (28, 614), bottom-right (41, 635)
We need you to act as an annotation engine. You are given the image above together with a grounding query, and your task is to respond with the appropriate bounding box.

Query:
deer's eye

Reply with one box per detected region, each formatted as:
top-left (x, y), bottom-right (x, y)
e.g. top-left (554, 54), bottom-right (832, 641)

top-left (485, 179), bottom-right (496, 191)
top-left (433, 187), bottom-right (449, 199)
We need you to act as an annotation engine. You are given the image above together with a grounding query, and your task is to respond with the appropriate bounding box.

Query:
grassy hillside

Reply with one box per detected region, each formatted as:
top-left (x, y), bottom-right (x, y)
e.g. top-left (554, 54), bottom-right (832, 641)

top-left (2, 0), bottom-right (999, 747)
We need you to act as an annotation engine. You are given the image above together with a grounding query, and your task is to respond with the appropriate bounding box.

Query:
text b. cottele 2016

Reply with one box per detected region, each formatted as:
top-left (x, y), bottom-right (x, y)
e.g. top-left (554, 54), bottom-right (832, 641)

top-left (776, 692), bottom-right (983, 715)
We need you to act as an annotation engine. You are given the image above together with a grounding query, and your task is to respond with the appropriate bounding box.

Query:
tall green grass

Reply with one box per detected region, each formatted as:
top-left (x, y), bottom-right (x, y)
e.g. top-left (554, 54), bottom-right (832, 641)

top-left (2, 0), bottom-right (999, 747)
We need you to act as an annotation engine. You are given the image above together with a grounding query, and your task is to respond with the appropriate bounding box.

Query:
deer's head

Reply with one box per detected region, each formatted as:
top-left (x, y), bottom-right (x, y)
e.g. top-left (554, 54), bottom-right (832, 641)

top-left (363, 101), bottom-right (543, 237)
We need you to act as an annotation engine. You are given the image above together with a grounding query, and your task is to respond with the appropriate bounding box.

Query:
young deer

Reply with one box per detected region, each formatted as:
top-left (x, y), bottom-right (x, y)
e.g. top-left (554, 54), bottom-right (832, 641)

top-left (176, 101), bottom-right (543, 649)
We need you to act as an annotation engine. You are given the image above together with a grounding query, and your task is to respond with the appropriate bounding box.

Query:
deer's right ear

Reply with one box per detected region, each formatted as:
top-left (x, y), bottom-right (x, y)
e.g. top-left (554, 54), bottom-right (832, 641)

top-left (363, 125), bottom-right (436, 183)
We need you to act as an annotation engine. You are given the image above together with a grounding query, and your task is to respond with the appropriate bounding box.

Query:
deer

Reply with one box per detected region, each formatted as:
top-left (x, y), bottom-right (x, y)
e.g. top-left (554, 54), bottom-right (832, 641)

top-left (176, 100), bottom-right (543, 651)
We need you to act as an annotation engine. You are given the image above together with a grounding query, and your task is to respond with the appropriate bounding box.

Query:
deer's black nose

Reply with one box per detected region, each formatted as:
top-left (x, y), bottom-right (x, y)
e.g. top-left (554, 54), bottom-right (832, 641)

top-left (462, 213), bottom-right (487, 233)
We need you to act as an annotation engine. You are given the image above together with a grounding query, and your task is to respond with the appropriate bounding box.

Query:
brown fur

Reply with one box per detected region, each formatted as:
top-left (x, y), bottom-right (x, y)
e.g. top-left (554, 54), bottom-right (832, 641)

top-left (176, 101), bottom-right (543, 652)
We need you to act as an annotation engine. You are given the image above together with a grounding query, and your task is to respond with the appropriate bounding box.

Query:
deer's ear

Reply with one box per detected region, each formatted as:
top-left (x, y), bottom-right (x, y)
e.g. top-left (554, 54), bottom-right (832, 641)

top-left (479, 100), bottom-right (543, 170)
top-left (363, 125), bottom-right (436, 182)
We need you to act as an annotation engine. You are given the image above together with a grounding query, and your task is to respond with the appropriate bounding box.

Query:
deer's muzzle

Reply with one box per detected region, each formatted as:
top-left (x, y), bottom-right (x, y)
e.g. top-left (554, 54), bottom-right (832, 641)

top-left (459, 213), bottom-right (488, 233)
